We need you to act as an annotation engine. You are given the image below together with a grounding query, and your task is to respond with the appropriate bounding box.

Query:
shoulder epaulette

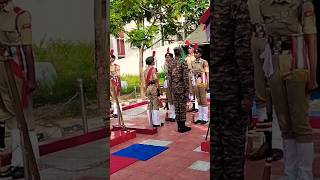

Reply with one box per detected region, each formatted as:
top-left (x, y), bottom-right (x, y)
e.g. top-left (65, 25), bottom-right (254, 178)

top-left (13, 6), bottom-right (25, 15)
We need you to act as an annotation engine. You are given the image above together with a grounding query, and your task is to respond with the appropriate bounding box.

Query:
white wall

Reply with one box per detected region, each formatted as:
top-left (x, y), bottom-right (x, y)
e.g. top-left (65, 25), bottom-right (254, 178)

top-left (14, 0), bottom-right (94, 44)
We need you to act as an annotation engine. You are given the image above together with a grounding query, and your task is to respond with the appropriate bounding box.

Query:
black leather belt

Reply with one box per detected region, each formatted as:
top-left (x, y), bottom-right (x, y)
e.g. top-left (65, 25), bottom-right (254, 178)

top-left (148, 80), bottom-right (155, 85)
top-left (269, 36), bottom-right (292, 55)
top-left (252, 23), bottom-right (266, 38)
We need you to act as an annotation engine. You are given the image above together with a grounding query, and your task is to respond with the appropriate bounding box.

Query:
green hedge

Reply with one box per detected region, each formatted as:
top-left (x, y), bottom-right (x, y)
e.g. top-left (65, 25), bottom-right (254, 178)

top-left (33, 40), bottom-right (96, 106)
top-left (32, 40), bottom-right (166, 106)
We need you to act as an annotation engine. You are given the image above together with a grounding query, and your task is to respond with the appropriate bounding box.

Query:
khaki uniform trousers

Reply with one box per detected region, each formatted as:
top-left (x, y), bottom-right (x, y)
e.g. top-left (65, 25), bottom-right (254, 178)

top-left (194, 83), bottom-right (208, 106)
top-left (147, 84), bottom-right (159, 110)
top-left (251, 36), bottom-right (268, 108)
top-left (0, 62), bottom-right (35, 131)
top-left (269, 54), bottom-right (312, 143)
top-left (165, 86), bottom-right (174, 104)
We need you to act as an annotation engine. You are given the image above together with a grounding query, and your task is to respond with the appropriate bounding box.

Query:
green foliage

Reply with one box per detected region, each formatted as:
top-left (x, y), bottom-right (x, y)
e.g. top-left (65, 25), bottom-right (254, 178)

top-left (120, 75), bottom-right (140, 94)
top-left (126, 25), bottom-right (159, 48)
top-left (32, 40), bottom-right (96, 106)
top-left (180, 0), bottom-right (209, 36)
top-left (110, 0), bottom-right (210, 39)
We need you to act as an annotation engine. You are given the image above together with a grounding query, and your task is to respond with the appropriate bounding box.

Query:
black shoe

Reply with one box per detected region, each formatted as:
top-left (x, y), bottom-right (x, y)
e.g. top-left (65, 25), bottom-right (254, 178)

top-left (170, 118), bottom-right (175, 122)
top-left (272, 149), bottom-right (283, 162)
top-left (200, 120), bottom-right (208, 124)
top-left (193, 120), bottom-right (202, 124)
top-left (178, 121), bottom-right (191, 133)
top-left (0, 166), bottom-right (14, 178)
top-left (12, 167), bottom-right (24, 179)
top-left (247, 142), bottom-right (268, 161)
top-left (112, 114), bottom-right (118, 118)
top-left (165, 117), bottom-right (172, 121)
top-left (0, 123), bottom-right (5, 150)
top-left (153, 125), bottom-right (160, 128)
top-left (161, 123), bottom-right (164, 126)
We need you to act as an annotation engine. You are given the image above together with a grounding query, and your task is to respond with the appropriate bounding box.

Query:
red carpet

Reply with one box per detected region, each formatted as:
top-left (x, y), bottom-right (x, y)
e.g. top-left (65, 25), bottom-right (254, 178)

top-left (110, 130), bottom-right (137, 147)
top-left (110, 155), bottom-right (138, 174)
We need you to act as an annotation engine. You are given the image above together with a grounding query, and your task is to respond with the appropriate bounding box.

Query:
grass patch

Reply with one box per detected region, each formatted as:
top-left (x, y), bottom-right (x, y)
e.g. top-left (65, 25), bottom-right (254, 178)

top-left (32, 40), bottom-right (166, 106)
top-left (33, 40), bottom-right (96, 106)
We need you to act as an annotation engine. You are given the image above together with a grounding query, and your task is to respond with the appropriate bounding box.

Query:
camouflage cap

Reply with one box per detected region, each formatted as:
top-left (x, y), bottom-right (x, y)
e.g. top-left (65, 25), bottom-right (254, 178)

top-left (145, 56), bottom-right (154, 65)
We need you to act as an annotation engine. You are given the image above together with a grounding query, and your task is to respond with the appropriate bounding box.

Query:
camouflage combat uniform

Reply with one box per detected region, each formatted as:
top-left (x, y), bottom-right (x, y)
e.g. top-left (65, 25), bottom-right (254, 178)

top-left (168, 56), bottom-right (189, 123)
top-left (210, 0), bottom-right (254, 179)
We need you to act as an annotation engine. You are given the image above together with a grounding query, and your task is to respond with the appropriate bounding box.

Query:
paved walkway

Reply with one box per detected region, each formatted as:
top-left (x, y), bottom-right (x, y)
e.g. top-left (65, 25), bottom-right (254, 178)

top-left (111, 105), bottom-right (210, 180)
top-left (110, 104), bottom-right (320, 180)
top-left (38, 138), bottom-right (108, 180)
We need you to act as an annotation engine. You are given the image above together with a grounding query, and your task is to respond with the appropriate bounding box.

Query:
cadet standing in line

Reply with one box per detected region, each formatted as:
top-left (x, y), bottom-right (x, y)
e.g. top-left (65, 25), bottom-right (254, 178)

top-left (168, 47), bottom-right (191, 133)
top-left (163, 51), bottom-right (175, 122)
top-left (110, 54), bottom-right (122, 118)
top-left (210, 0), bottom-right (254, 179)
top-left (185, 44), bottom-right (198, 112)
top-left (0, 0), bottom-right (39, 178)
top-left (259, 0), bottom-right (318, 179)
top-left (191, 48), bottom-right (209, 124)
top-left (246, 0), bottom-right (284, 161)
top-left (144, 56), bottom-right (161, 127)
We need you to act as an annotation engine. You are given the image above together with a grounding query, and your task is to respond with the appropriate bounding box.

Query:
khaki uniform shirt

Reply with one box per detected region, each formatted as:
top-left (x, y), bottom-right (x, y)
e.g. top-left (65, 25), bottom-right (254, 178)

top-left (191, 58), bottom-right (209, 86)
top-left (0, 2), bottom-right (34, 129)
top-left (110, 62), bottom-right (120, 77)
top-left (186, 54), bottom-right (196, 70)
top-left (0, 1), bottom-right (32, 46)
top-left (144, 66), bottom-right (159, 109)
top-left (248, 0), bottom-right (264, 24)
top-left (260, 0), bottom-right (317, 36)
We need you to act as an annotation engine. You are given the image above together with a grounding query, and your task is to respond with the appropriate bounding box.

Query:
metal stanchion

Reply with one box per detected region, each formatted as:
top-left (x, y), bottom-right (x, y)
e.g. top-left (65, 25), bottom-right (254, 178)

top-left (78, 78), bottom-right (88, 134)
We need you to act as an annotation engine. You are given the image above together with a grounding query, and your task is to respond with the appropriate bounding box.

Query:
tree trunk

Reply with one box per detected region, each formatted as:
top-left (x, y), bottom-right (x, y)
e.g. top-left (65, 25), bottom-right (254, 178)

top-left (139, 47), bottom-right (145, 98)
top-left (94, 0), bottom-right (109, 124)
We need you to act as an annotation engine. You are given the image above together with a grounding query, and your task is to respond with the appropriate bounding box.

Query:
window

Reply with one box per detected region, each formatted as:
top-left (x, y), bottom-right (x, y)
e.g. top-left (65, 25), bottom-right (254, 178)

top-left (117, 32), bottom-right (125, 58)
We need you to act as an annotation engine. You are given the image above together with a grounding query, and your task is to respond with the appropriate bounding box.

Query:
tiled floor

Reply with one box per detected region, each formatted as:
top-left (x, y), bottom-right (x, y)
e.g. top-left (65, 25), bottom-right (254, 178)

top-left (111, 104), bottom-right (320, 180)
top-left (110, 106), bottom-right (210, 180)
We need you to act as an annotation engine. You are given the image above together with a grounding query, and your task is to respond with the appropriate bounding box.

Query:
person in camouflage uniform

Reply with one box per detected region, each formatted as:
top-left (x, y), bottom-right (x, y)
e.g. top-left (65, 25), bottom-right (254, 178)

top-left (144, 56), bottom-right (162, 127)
top-left (168, 47), bottom-right (191, 133)
top-left (163, 52), bottom-right (175, 122)
top-left (210, 0), bottom-right (254, 179)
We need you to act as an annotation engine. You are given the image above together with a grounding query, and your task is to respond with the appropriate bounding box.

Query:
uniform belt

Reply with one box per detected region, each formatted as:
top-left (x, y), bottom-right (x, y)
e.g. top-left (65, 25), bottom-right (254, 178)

top-left (269, 35), bottom-right (310, 69)
top-left (194, 72), bottom-right (203, 77)
top-left (269, 36), bottom-right (292, 55)
top-left (252, 23), bottom-right (266, 38)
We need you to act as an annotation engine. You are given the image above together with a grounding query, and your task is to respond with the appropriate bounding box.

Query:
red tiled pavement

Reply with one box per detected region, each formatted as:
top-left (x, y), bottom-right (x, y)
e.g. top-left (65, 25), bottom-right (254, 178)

top-left (110, 107), bottom-right (210, 180)
top-left (111, 105), bottom-right (320, 179)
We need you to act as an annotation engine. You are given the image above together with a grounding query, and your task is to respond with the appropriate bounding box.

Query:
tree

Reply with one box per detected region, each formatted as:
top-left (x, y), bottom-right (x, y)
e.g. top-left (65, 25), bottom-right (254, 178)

top-left (110, 0), bottom-right (209, 97)
top-left (126, 25), bottom-right (159, 98)
top-left (111, 0), bottom-right (160, 98)
top-left (94, 0), bottom-right (109, 128)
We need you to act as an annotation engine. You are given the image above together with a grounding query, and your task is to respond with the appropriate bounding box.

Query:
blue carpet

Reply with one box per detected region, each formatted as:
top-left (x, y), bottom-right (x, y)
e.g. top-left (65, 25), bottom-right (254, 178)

top-left (311, 91), bottom-right (320, 100)
top-left (112, 144), bottom-right (169, 161)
